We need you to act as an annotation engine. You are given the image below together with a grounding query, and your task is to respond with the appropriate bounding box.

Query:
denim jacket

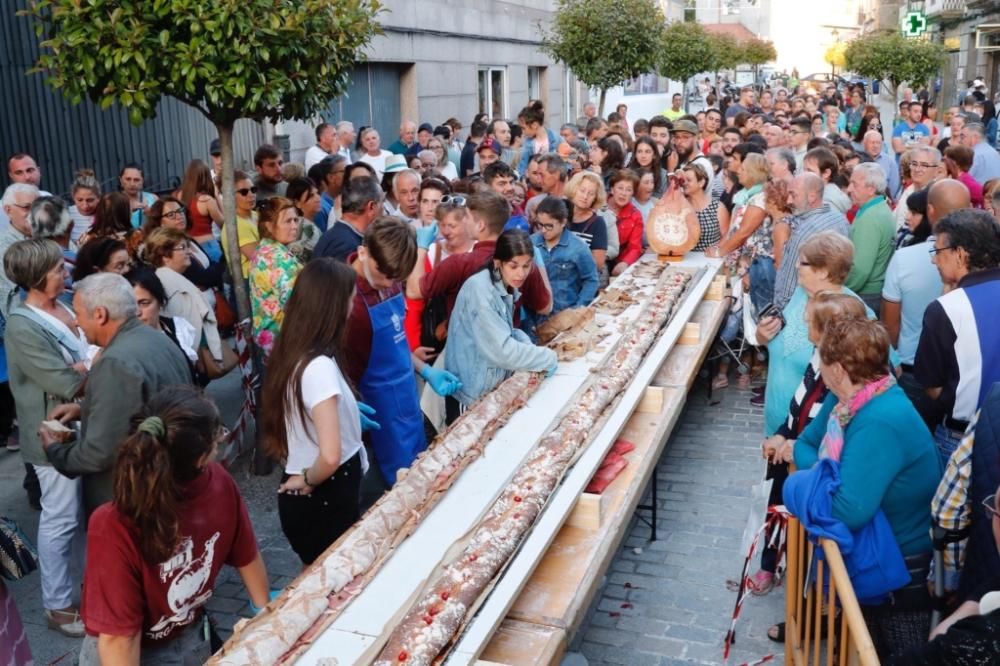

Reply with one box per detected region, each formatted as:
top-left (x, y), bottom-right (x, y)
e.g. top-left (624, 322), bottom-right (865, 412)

top-left (517, 127), bottom-right (562, 175)
top-left (446, 269), bottom-right (556, 405)
top-left (532, 229), bottom-right (599, 313)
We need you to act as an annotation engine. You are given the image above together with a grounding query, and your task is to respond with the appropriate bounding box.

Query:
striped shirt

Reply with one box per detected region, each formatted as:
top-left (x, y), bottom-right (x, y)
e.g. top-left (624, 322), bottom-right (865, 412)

top-left (915, 267), bottom-right (1000, 422)
top-left (772, 204), bottom-right (850, 310)
top-left (930, 411), bottom-right (977, 590)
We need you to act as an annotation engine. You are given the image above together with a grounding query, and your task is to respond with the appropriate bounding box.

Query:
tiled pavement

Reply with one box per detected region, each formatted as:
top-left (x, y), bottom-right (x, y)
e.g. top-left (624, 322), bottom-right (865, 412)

top-left (573, 378), bottom-right (785, 665)
top-left (4, 371), bottom-right (783, 665)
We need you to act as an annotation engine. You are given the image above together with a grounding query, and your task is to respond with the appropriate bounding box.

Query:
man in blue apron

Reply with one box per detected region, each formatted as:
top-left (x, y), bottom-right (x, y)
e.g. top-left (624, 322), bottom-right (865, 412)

top-left (342, 217), bottom-right (461, 492)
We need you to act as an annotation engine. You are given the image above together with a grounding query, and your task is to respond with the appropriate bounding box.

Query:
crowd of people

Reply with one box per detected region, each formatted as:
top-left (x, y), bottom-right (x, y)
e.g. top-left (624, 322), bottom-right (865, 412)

top-left (1, 75), bottom-right (1000, 664)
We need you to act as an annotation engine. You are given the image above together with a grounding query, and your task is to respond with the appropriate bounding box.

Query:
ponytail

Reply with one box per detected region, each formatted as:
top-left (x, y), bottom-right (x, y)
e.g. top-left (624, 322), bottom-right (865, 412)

top-left (112, 386), bottom-right (220, 563)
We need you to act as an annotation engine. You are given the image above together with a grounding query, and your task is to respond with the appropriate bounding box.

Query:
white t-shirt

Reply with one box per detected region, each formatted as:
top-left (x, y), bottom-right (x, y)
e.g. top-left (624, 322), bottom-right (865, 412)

top-left (69, 206), bottom-right (94, 244)
top-left (359, 150), bottom-right (393, 180)
top-left (284, 355), bottom-right (366, 475)
top-left (304, 144), bottom-right (332, 172)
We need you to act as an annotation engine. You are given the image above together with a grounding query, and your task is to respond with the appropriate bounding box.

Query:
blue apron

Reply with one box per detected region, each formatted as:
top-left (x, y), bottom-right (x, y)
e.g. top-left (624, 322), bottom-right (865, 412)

top-left (359, 291), bottom-right (426, 485)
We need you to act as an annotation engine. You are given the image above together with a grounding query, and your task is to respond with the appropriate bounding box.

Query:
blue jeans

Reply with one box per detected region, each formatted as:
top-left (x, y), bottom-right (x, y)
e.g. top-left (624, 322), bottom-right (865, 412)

top-left (748, 256), bottom-right (776, 316)
top-left (933, 423), bottom-right (964, 468)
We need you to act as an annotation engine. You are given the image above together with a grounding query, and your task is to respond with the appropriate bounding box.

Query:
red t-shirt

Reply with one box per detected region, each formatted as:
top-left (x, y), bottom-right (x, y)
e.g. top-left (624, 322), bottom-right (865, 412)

top-left (343, 257), bottom-right (403, 386)
top-left (417, 239), bottom-right (551, 320)
top-left (82, 463), bottom-right (258, 643)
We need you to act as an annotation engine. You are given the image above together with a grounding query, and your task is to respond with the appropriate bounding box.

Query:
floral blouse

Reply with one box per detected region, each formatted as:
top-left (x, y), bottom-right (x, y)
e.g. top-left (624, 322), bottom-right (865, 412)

top-left (250, 238), bottom-right (301, 357)
top-left (725, 187), bottom-right (773, 267)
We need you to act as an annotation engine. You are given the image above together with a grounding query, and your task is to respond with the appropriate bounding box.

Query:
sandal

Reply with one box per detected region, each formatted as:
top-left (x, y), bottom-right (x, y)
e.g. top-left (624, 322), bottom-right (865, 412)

top-left (711, 374), bottom-right (729, 389)
top-left (747, 570), bottom-right (774, 596)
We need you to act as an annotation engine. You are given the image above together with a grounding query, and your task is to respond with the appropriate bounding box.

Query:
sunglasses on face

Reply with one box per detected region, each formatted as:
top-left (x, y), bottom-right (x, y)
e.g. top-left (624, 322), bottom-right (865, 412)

top-left (236, 186), bottom-right (258, 196)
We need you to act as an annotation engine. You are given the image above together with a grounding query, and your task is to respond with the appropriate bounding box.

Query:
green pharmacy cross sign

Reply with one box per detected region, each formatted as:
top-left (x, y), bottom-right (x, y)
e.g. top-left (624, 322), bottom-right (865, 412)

top-left (903, 11), bottom-right (927, 37)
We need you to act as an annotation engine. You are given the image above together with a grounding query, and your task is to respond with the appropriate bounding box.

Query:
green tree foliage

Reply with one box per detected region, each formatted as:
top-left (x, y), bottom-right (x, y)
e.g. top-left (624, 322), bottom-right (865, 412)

top-left (844, 31), bottom-right (946, 94)
top-left (23, 0), bottom-right (382, 320)
top-left (542, 0), bottom-right (666, 114)
top-left (738, 37), bottom-right (777, 84)
top-left (657, 21), bottom-right (715, 109)
top-left (709, 33), bottom-right (741, 72)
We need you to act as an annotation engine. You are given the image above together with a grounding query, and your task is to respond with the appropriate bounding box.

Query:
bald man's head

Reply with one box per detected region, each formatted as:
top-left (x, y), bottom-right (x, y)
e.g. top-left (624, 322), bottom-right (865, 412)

top-left (928, 178), bottom-right (972, 226)
top-left (789, 172), bottom-right (825, 213)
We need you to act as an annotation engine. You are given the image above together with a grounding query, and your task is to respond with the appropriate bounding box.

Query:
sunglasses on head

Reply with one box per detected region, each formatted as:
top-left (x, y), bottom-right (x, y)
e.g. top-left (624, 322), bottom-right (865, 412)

top-left (440, 195), bottom-right (467, 206)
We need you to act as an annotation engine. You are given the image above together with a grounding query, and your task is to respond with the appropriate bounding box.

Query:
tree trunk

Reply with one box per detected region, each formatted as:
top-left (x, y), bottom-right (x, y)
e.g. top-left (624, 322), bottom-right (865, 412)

top-left (598, 88), bottom-right (607, 118)
top-left (217, 122), bottom-right (251, 322)
top-left (217, 121), bottom-right (271, 476)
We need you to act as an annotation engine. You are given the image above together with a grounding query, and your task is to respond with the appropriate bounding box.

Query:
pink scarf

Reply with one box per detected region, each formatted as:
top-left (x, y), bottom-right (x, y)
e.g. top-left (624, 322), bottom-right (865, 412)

top-left (818, 374), bottom-right (896, 462)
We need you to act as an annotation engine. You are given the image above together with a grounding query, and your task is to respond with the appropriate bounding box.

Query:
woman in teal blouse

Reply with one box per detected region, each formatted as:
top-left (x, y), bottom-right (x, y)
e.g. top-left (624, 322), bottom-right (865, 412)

top-left (793, 318), bottom-right (940, 660)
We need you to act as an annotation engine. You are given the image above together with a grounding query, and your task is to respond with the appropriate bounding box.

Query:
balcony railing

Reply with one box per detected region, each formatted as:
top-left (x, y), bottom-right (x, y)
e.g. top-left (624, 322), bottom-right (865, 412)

top-left (926, 0), bottom-right (967, 18)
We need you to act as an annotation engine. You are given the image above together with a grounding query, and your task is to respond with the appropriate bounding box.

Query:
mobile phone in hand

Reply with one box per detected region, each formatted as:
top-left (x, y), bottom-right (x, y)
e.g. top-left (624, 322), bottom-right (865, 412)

top-left (756, 302), bottom-right (786, 328)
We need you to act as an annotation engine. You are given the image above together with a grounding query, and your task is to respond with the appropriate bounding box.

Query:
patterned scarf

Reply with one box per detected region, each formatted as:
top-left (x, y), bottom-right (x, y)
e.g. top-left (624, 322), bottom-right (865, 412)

top-left (818, 374), bottom-right (896, 462)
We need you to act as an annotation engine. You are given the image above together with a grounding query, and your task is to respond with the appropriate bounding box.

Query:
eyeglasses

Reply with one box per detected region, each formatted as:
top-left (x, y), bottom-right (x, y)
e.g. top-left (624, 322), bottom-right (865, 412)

top-left (911, 162), bottom-right (940, 169)
top-left (928, 245), bottom-right (957, 256)
top-left (983, 493), bottom-right (999, 521)
top-left (537, 222), bottom-right (559, 231)
top-left (172, 243), bottom-right (190, 253)
top-left (236, 186), bottom-right (258, 196)
top-left (440, 195), bottom-right (467, 206)
top-left (163, 207), bottom-right (186, 219)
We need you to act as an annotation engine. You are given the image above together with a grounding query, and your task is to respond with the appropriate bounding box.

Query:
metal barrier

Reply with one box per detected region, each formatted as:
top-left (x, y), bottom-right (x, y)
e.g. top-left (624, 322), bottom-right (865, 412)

top-left (784, 516), bottom-right (880, 666)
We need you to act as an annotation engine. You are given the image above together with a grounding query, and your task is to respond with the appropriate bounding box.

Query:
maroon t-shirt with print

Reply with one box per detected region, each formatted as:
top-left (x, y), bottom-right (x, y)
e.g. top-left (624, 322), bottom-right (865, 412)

top-left (82, 463), bottom-right (259, 643)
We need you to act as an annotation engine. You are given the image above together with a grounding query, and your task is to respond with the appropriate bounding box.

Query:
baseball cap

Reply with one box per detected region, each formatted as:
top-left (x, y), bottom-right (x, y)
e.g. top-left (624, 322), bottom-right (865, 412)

top-left (477, 138), bottom-right (502, 156)
top-left (418, 122), bottom-right (434, 134)
top-left (672, 119), bottom-right (699, 136)
top-left (209, 139), bottom-right (221, 156)
top-left (384, 154), bottom-right (408, 174)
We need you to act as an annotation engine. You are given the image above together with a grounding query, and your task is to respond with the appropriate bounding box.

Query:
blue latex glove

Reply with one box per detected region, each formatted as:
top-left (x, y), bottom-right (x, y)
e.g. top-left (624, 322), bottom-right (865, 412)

top-left (358, 401), bottom-right (381, 431)
top-left (415, 222), bottom-right (439, 250)
top-left (532, 245), bottom-right (547, 268)
top-left (249, 589), bottom-right (282, 615)
top-left (544, 359), bottom-right (558, 378)
top-left (420, 365), bottom-right (463, 396)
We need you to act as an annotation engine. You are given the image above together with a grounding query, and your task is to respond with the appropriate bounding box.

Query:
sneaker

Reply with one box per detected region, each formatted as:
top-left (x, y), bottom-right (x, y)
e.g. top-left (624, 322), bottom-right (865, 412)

top-left (45, 607), bottom-right (86, 638)
top-left (750, 393), bottom-right (765, 406)
top-left (751, 386), bottom-right (765, 396)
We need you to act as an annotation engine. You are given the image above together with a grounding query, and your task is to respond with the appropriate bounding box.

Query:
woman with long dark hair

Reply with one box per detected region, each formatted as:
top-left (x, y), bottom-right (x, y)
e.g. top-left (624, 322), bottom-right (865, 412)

top-left (261, 258), bottom-right (372, 564)
top-left (445, 230), bottom-right (558, 418)
top-left (178, 159), bottom-right (224, 261)
top-left (79, 386), bottom-right (269, 664)
top-left (78, 192), bottom-right (141, 258)
top-left (626, 135), bottom-right (667, 197)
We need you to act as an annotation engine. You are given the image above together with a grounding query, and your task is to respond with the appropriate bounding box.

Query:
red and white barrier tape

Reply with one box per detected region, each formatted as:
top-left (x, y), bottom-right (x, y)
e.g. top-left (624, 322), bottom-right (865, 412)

top-left (220, 319), bottom-right (259, 466)
top-left (723, 505), bottom-right (789, 665)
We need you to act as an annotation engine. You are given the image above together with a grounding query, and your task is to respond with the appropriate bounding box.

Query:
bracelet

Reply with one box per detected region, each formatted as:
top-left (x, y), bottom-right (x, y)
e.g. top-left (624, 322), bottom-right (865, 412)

top-left (301, 468), bottom-right (315, 487)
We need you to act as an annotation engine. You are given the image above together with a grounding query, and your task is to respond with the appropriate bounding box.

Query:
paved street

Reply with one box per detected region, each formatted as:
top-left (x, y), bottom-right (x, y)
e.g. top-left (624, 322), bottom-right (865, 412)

top-left (3, 367), bottom-right (782, 665)
top-left (574, 378), bottom-right (784, 665)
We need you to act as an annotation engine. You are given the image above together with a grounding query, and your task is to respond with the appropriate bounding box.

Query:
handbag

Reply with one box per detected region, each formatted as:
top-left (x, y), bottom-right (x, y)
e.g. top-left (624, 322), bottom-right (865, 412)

top-left (198, 342), bottom-right (239, 381)
top-left (0, 516), bottom-right (38, 581)
top-left (213, 289), bottom-right (237, 332)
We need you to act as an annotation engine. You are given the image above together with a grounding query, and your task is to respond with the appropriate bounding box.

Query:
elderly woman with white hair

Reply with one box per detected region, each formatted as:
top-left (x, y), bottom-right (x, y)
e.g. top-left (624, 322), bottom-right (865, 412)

top-left (4, 238), bottom-right (88, 636)
top-left (765, 147), bottom-right (796, 182)
top-left (844, 162), bottom-right (897, 315)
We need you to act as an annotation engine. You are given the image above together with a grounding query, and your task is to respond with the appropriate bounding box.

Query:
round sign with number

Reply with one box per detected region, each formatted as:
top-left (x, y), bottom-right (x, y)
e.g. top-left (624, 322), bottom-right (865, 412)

top-left (645, 196), bottom-right (700, 257)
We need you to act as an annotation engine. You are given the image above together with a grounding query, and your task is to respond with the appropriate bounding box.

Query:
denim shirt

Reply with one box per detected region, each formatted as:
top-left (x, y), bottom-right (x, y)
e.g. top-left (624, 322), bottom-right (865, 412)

top-left (445, 269), bottom-right (556, 405)
top-left (531, 229), bottom-right (599, 313)
top-left (517, 127), bottom-right (562, 175)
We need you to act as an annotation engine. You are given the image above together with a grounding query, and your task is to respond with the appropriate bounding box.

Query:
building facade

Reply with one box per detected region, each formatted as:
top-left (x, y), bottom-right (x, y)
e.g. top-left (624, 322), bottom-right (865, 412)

top-left (281, 0), bottom-right (575, 164)
top-left (925, 0), bottom-right (1000, 108)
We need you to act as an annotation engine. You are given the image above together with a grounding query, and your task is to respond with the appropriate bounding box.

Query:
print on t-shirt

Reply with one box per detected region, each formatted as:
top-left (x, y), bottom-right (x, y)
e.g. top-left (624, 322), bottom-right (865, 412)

top-left (148, 532), bottom-right (220, 639)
